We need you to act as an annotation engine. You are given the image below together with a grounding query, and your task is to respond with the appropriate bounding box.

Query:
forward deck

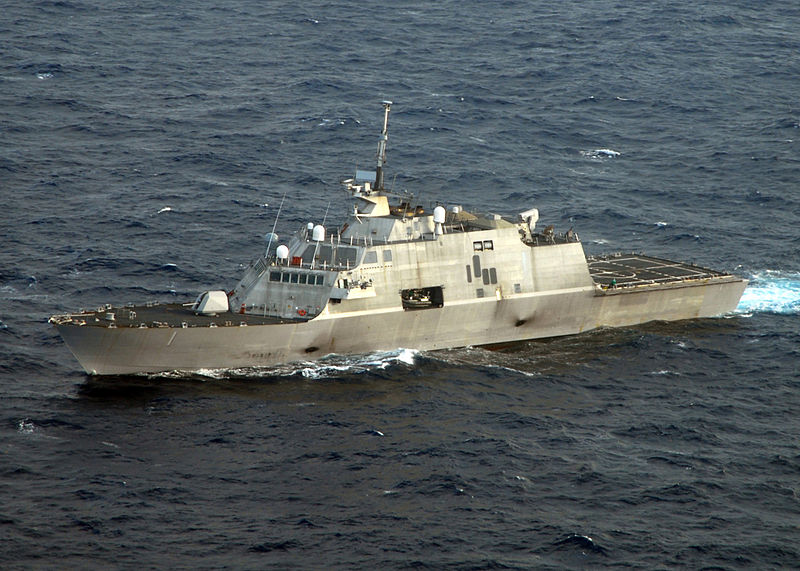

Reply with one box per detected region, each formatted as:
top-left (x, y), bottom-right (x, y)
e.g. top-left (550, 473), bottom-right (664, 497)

top-left (50, 302), bottom-right (292, 329)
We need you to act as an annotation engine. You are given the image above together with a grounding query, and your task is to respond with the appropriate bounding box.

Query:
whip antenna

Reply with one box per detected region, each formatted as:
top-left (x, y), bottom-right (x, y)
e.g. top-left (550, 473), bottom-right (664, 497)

top-left (375, 100), bottom-right (392, 191)
top-left (265, 192), bottom-right (287, 255)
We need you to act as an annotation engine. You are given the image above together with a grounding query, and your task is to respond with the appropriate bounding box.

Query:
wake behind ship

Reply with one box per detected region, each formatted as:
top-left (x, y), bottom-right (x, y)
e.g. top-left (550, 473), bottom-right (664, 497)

top-left (50, 102), bottom-right (747, 375)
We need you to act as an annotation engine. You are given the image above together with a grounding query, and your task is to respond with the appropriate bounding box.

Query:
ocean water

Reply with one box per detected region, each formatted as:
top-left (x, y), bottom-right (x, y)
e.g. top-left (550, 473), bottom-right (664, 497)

top-left (2, 1), bottom-right (800, 568)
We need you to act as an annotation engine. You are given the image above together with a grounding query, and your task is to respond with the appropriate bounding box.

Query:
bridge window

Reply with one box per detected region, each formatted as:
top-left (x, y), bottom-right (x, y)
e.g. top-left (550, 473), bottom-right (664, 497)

top-left (269, 271), bottom-right (280, 282)
top-left (383, 250), bottom-right (393, 262)
top-left (483, 240), bottom-right (494, 251)
top-left (337, 246), bottom-right (359, 267)
top-left (473, 241), bottom-right (483, 251)
top-left (364, 251), bottom-right (378, 264)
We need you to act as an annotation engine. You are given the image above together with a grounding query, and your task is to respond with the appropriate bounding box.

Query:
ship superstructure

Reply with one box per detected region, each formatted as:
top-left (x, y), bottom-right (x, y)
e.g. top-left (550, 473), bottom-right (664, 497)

top-left (51, 102), bottom-right (747, 375)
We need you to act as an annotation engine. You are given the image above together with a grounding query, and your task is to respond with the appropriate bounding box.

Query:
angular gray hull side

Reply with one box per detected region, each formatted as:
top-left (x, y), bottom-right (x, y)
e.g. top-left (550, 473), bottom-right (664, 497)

top-left (56, 278), bottom-right (747, 375)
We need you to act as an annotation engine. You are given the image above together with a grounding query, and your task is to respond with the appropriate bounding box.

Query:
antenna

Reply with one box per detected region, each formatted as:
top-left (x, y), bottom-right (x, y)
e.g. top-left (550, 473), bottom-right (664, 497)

top-left (321, 200), bottom-right (331, 226)
top-left (266, 192), bottom-right (287, 255)
top-left (375, 100), bottom-right (392, 191)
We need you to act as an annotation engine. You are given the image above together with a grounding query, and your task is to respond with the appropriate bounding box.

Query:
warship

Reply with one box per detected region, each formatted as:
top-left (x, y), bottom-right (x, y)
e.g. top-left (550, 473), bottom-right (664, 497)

top-left (51, 102), bottom-right (747, 375)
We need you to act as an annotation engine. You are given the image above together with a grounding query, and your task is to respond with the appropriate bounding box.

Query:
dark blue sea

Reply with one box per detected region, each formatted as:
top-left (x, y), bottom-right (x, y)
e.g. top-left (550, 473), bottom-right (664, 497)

top-left (2, 1), bottom-right (800, 568)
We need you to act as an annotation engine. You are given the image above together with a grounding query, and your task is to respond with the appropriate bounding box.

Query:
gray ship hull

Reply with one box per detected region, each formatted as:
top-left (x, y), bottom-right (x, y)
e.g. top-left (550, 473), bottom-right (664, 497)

top-left (55, 269), bottom-right (746, 375)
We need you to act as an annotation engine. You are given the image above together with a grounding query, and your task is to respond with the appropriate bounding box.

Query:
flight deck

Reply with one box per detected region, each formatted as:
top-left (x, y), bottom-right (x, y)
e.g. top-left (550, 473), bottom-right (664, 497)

top-left (588, 253), bottom-right (734, 290)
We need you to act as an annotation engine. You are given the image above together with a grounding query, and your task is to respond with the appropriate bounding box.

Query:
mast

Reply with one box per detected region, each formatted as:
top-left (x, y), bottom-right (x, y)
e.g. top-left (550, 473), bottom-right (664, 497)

top-left (375, 100), bottom-right (392, 191)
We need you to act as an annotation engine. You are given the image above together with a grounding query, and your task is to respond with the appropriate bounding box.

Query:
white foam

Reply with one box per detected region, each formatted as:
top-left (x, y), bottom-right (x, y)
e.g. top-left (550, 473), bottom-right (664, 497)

top-left (155, 348), bottom-right (419, 380)
top-left (582, 148), bottom-right (621, 159)
top-left (736, 270), bottom-right (800, 315)
top-left (17, 419), bottom-right (36, 434)
top-left (297, 348), bottom-right (419, 379)
top-left (157, 206), bottom-right (172, 214)
top-left (201, 179), bottom-right (229, 187)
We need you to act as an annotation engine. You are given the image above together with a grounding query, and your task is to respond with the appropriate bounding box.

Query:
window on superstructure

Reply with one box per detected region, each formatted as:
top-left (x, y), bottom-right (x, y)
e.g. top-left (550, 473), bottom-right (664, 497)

top-left (316, 244), bottom-right (333, 265)
top-left (337, 246), bottom-right (359, 267)
top-left (281, 273), bottom-right (290, 283)
top-left (299, 274), bottom-right (307, 285)
top-left (483, 240), bottom-right (494, 251)
top-left (290, 273), bottom-right (299, 284)
top-left (473, 241), bottom-right (483, 251)
top-left (383, 250), bottom-right (392, 262)
top-left (269, 271), bottom-right (281, 282)
top-left (364, 251), bottom-right (378, 264)
top-left (301, 245), bottom-right (316, 266)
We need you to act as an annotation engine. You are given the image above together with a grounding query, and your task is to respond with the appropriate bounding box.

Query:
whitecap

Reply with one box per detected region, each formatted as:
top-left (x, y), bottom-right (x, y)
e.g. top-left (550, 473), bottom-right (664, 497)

top-left (317, 118), bottom-right (346, 128)
top-left (17, 419), bottom-right (36, 434)
top-left (157, 207), bottom-right (172, 214)
top-left (655, 221), bottom-right (669, 227)
top-left (582, 148), bottom-right (621, 159)
top-left (201, 179), bottom-right (229, 187)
